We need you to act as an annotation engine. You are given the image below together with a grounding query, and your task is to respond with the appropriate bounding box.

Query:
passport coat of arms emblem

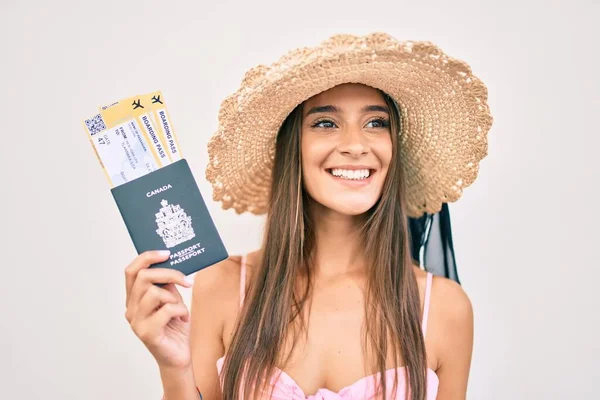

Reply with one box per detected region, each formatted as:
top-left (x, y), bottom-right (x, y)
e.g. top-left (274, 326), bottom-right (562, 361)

top-left (155, 199), bottom-right (195, 248)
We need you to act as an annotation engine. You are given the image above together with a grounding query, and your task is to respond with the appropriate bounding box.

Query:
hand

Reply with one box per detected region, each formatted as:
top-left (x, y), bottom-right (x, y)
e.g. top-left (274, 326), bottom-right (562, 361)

top-left (124, 250), bottom-right (194, 371)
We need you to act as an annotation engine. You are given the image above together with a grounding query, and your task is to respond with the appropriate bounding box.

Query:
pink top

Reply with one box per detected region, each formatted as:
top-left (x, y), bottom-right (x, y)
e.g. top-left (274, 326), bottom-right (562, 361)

top-left (216, 255), bottom-right (439, 399)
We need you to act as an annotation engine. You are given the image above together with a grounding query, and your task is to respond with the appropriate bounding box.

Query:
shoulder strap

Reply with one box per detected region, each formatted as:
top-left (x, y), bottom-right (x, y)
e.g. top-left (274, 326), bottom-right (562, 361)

top-left (239, 254), bottom-right (247, 308)
top-left (422, 272), bottom-right (433, 337)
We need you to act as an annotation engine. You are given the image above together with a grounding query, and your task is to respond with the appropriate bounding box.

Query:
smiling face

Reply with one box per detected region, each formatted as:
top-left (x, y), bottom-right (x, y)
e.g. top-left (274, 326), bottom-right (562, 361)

top-left (301, 83), bottom-right (394, 216)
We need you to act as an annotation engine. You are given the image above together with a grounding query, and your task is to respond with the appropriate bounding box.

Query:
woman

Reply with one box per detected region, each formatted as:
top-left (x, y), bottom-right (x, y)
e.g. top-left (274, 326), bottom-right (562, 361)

top-left (124, 33), bottom-right (492, 400)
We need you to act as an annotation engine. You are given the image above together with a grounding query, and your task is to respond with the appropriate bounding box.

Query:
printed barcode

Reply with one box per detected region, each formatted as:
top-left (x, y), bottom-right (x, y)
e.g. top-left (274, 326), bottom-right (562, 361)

top-left (85, 114), bottom-right (107, 136)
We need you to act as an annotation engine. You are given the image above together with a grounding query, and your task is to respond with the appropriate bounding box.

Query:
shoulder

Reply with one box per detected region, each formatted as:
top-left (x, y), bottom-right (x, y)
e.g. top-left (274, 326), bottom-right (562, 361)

top-left (191, 250), bottom-right (261, 319)
top-left (425, 272), bottom-right (474, 369)
top-left (190, 255), bottom-right (244, 329)
top-left (411, 265), bottom-right (472, 323)
top-left (430, 274), bottom-right (473, 327)
top-left (192, 255), bottom-right (242, 297)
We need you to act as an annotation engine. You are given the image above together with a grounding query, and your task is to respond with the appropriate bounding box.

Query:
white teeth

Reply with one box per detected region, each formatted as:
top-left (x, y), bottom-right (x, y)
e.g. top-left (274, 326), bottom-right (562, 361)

top-left (330, 169), bottom-right (371, 180)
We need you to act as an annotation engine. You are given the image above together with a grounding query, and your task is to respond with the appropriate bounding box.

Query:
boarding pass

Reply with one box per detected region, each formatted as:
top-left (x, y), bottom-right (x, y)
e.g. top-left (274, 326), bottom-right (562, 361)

top-left (82, 91), bottom-right (183, 187)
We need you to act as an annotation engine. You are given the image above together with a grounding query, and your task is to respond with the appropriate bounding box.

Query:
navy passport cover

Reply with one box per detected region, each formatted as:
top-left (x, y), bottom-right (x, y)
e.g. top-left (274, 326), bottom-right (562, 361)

top-left (111, 159), bottom-right (228, 276)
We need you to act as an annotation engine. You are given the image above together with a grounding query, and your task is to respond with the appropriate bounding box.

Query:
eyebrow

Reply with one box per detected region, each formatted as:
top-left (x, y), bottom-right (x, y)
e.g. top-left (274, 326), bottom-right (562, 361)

top-left (305, 104), bottom-right (390, 116)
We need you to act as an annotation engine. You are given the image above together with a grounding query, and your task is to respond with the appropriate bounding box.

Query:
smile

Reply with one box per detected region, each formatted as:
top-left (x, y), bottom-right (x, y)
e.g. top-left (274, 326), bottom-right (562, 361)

top-left (326, 168), bottom-right (374, 181)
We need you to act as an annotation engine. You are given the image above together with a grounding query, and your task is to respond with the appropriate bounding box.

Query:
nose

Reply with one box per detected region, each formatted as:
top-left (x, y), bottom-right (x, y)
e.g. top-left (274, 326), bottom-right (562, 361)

top-left (338, 124), bottom-right (369, 158)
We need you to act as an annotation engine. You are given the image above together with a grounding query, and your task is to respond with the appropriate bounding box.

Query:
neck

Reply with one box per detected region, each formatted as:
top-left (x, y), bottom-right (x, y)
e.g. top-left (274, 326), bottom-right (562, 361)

top-left (308, 202), bottom-right (368, 278)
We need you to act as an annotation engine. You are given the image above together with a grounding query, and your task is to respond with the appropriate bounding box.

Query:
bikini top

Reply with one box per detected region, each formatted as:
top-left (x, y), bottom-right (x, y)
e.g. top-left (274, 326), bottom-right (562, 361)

top-left (216, 255), bottom-right (439, 399)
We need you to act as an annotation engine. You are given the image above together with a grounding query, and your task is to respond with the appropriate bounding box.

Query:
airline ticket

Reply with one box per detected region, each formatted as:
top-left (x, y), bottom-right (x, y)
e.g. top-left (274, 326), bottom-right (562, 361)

top-left (83, 91), bottom-right (182, 187)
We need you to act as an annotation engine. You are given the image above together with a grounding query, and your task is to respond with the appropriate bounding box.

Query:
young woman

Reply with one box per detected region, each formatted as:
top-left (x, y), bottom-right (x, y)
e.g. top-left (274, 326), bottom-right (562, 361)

top-left (124, 33), bottom-right (492, 400)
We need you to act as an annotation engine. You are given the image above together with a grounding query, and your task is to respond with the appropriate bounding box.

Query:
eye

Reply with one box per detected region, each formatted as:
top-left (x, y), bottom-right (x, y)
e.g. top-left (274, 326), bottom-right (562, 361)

top-left (311, 119), bottom-right (337, 129)
top-left (365, 117), bottom-right (390, 129)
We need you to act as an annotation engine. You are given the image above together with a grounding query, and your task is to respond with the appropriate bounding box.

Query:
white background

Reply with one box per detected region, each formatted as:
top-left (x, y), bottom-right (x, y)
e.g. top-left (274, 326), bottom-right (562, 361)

top-left (1, 0), bottom-right (598, 398)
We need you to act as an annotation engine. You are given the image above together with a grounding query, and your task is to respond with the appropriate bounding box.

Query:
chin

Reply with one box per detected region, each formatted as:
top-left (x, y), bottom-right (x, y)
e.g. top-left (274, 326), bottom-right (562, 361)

top-left (322, 199), bottom-right (378, 216)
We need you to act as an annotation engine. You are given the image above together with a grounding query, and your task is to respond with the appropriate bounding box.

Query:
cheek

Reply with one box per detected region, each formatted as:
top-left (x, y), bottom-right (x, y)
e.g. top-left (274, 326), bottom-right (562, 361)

top-left (301, 133), bottom-right (328, 170)
top-left (374, 135), bottom-right (393, 169)
top-left (301, 134), bottom-right (330, 194)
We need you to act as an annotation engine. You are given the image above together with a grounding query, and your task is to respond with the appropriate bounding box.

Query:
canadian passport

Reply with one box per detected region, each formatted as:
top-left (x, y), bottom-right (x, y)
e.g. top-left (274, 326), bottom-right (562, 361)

top-left (111, 159), bottom-right (228, 276)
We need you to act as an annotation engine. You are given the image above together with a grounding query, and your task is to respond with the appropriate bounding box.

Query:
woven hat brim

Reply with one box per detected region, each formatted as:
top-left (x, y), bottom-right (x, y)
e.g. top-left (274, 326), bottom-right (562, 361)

top-left (206, 33), bottom-right (492, 217)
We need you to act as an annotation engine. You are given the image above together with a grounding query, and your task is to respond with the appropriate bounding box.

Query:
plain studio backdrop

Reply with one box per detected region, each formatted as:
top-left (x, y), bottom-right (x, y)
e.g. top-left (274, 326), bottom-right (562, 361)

top-left (1, 0), bottom-right (598, 399)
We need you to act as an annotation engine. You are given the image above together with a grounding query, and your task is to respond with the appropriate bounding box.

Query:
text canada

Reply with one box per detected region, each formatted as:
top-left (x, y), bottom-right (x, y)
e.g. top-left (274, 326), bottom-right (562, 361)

top-left (147, 184), bottom-right (173, 197)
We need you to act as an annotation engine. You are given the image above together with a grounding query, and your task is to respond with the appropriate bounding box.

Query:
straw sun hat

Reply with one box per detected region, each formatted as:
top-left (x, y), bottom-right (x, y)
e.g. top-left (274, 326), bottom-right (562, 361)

top-left (205, 32), bottom-right (493, 218)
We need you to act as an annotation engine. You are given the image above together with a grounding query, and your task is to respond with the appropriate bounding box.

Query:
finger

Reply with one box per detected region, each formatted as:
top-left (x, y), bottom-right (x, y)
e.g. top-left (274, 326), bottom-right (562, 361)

top-left (125, 250), bottom-right (171, 306)
top-left (136, 284), bottom-right (179, 319)
top-left (163, 283), bottom-right (187, 322)
top-left (148, 302), bottom-right (190, 328)
top-left (163, 282), bottom-right (185, 304)
top-left (129, 268), bottom-right (191, 311)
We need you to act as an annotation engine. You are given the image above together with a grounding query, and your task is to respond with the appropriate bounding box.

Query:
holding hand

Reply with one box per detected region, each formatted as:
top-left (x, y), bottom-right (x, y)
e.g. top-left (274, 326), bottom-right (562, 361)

top-left (124, 250), bottom-right (195, 371)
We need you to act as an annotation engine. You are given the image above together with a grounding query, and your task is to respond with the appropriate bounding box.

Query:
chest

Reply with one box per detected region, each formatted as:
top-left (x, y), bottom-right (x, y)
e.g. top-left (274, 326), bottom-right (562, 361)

top-left (277, 276), bottom-right (389, 395)
top-left (221, 274), bottom-right (408, 396)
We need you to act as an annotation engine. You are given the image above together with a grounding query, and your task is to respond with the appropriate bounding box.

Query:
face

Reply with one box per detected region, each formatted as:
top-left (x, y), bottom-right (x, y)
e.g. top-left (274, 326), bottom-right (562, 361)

top-left (301, 83), bottom-right (393, 216)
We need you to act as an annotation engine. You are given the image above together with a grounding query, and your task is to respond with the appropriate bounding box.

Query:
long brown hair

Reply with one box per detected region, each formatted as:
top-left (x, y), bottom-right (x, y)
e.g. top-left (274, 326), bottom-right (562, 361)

top-left (220, 89), bottom-right (427, 400)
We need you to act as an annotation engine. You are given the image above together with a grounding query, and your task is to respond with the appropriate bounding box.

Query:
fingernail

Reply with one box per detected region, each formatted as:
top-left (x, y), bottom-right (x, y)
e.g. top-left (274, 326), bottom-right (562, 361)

top-left (158, 250), bottom-right (170, 258)
top-left (184, 275), bottom-right (195, 286)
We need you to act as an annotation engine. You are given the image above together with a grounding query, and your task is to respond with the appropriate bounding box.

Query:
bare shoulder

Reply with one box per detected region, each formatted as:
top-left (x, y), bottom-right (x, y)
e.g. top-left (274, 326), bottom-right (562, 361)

top-left (426, 272), bottom-right (474, 372)
top-left (192, 249), bottom-right (261, 291)
top-left (411, 265), bottom-right (472, 320)
top-left (192, 255), bottom-right (243, 308)
top-left (191, 250), bottom-right (261, 330)
top-left (430, 274), bottom-right (473, 326)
